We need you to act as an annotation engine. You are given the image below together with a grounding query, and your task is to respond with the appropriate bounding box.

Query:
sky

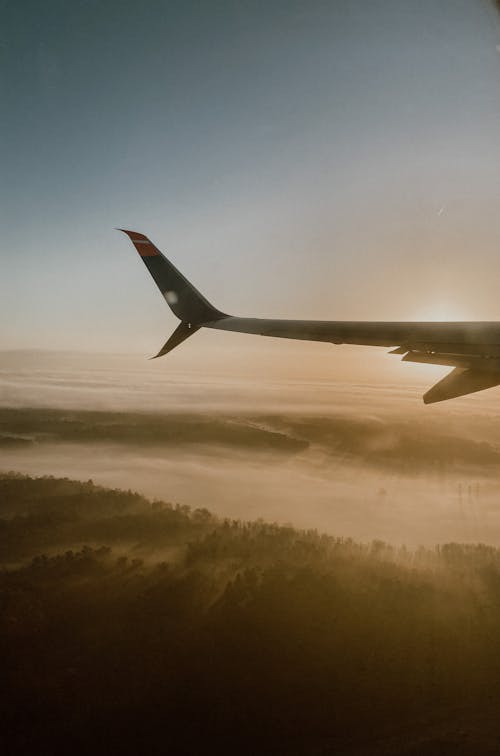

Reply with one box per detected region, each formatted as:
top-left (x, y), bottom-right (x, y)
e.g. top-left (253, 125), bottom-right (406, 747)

top-left (1, 0), bottom-right (500, 374)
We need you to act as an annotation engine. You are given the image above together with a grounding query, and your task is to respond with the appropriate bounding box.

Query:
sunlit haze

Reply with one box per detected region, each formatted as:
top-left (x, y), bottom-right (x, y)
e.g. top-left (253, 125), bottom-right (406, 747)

top-left (1, 0), bottom-right (500, 367)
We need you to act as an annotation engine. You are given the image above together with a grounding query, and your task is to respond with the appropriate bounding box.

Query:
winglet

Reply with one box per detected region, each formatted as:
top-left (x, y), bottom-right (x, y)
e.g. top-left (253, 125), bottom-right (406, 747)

top-left (120, 229), bottom-right (228, 359)
top-left (119, 229), bottom-right (227, 326)
top-left (423, 367), bottom-right (500, 404)
top-left (150, 322), bottom-right (201, 359)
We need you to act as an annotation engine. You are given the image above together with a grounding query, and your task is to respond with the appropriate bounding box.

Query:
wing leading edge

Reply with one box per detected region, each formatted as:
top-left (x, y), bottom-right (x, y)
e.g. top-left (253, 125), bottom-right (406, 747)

top-left (120, 230), bottom-right (500, 403)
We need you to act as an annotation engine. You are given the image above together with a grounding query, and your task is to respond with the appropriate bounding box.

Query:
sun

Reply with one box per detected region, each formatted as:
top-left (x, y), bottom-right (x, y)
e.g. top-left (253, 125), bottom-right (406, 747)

top-left (410, 303), bottom-right (472, 322)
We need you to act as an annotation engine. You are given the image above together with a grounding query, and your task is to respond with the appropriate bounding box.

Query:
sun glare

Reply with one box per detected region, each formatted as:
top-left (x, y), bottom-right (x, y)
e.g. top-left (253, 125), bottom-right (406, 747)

top-left (410, 303), bottom-right (473, 322)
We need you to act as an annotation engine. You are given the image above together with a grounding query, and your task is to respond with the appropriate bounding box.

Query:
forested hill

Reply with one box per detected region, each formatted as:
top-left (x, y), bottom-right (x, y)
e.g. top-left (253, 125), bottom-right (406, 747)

top-left (3, 472), bottom-right (500, 754)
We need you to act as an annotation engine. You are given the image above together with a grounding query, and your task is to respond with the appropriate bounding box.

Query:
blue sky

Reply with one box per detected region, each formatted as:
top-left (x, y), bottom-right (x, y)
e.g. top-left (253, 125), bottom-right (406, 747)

top-left (1, 0), bottom-right (500, 363)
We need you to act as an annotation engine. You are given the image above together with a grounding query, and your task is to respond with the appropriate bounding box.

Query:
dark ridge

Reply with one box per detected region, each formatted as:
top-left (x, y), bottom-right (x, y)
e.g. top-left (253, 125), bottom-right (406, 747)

top-left (3, 407), bottom-right (500, 475)
top-left (0, 407), bottom-right (308, 453)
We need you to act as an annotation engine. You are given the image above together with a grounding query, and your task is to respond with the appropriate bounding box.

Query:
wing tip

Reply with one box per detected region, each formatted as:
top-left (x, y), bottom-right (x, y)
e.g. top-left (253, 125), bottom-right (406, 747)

top-left (118, 228), bottom-right (160, 257)
top-left (117, 228), bottom-right (148, 241)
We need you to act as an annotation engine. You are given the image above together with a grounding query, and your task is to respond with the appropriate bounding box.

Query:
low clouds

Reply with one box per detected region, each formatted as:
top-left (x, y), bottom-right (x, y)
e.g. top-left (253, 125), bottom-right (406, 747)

top-left (2, 406), bottom-right (500, 475)
top-left (3, 403), bottom-right (500, 546)
top-left (4, 356), bottom-right (500, 545)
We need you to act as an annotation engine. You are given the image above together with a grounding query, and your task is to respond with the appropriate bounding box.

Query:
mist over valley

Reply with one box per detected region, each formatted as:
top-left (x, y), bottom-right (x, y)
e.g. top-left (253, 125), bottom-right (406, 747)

top-left (3, 352), bottom-right (500, 546)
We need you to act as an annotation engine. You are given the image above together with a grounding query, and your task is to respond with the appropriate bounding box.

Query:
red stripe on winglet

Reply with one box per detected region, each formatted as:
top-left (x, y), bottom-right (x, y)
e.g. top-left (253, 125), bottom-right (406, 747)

top-left (119, 229), bottom-right (160, 256)
top-left (134, 241), bottom-right (160, 257)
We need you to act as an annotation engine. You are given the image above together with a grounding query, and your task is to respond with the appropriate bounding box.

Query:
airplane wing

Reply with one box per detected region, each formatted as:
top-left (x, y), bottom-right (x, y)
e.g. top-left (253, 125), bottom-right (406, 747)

top-left (120, 230), bottom-right (500, 404)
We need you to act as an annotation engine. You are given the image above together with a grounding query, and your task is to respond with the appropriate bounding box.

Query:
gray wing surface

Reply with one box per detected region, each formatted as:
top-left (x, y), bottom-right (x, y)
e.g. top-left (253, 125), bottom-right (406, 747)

top-left (121, 230), bottom-right (500, 404)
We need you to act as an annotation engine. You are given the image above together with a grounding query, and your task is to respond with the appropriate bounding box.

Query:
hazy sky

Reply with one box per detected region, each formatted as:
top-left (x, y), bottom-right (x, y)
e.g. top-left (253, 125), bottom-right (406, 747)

top-left (2, 0), bottom-right (500, 365)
